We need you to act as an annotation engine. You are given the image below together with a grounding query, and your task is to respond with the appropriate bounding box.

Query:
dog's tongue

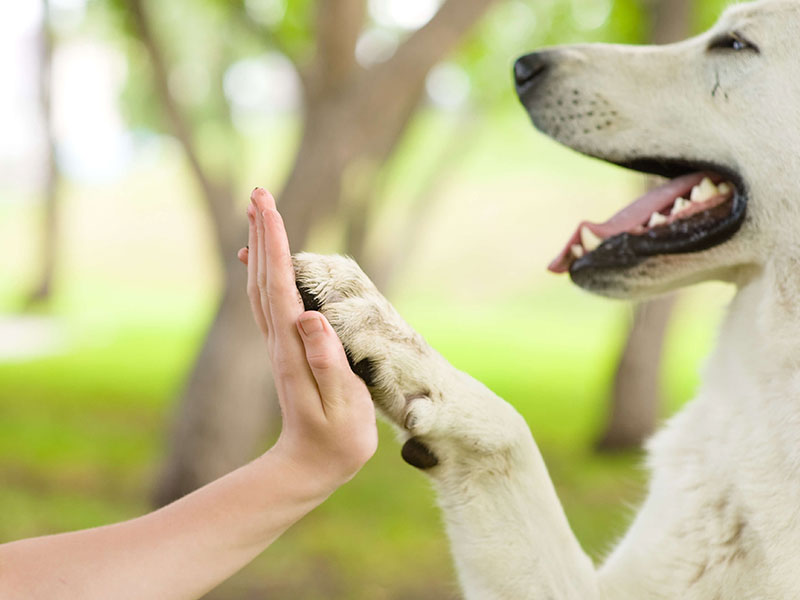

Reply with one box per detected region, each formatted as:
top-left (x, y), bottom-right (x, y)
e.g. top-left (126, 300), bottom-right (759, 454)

top-left (548, 172), bottom-right (711, 273)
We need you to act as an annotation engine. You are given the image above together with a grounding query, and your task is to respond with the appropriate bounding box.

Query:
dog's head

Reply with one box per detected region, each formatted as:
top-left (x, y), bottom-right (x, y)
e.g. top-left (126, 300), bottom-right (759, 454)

top-left (516, 0), bottom-right (800, 299)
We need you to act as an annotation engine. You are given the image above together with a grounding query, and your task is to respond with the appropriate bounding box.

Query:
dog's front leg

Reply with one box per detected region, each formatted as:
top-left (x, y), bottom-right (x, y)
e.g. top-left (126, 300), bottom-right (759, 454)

top-left (293, 253), bottom-right (598, 600)
top-left (415, 370), bottom-right (598, 600)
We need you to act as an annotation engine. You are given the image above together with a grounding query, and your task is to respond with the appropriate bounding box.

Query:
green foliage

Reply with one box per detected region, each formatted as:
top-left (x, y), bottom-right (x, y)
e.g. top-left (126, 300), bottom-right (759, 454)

top-left (80, 0), bottom-right (730, 178)
top-left (605, 0), bottom-right (648, 43)
top-left (94, 0), bottom-right (665, 137)
top-left (276, 0), bottom-right (316, 63)
top-left (695, 0), bottom-right (737, 32)
top-left (445, 0), bottom-right (648, 109)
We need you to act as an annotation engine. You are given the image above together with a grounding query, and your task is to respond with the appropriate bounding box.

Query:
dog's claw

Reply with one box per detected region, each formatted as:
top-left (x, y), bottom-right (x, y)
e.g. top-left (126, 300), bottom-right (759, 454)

top-left (296, 283), bottom-right (323, 312)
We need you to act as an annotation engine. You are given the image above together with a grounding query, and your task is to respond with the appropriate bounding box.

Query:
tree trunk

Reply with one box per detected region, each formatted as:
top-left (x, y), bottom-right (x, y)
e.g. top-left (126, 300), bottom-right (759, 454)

top-left (648, 0), bottom-right (692, 45)
top-left (26, 0), bottom-right (59, 306)
top-left (124, 0), bottom-right (279, 503)
top-left (152, 259), bottom-right (279, 505)
top-left (597, 294), bottom-right (676, 450)
top-left (596, 0), bottom-right (691, 451)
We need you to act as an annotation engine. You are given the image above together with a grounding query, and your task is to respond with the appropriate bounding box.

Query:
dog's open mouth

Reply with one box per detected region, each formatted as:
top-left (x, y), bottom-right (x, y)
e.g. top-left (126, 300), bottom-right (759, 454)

top-left (549, 163), bottom-right (747, 275)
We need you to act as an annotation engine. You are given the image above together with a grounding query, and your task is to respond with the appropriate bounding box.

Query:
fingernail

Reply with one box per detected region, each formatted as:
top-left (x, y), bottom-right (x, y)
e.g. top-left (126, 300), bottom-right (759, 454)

top-left (298, 314), bottom-right (323, 335)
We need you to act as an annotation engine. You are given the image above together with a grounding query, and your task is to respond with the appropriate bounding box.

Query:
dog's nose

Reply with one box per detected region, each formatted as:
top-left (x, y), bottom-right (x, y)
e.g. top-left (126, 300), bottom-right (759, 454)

top-left (514, 53), bottom-right (549, 92)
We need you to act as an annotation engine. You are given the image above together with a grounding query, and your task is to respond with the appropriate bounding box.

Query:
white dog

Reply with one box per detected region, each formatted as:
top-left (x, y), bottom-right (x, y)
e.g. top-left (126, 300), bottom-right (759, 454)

top-left (294, 1), bottom-right (800, 598)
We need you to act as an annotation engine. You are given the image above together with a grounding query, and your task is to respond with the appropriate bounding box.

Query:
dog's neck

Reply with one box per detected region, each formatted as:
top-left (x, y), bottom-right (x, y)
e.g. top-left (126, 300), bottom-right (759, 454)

top-left (705, 257), bottom-right (800, 400)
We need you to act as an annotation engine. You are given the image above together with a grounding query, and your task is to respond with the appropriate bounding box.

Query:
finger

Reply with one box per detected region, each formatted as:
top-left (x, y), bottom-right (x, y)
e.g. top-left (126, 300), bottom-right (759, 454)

top-left (251, 188), bottom-right (277, 333)
top-left (263, 208), bottom-right (304, 339)
top-left (296, 312), bottom-right (359, 409)
top-left (251, 186), bottom-right (276, 212)
top-left (237, 247), bottom-right (248, 265)
top-left (253, 196), bottom-right (272, 335)
top-left (246, 205), bottom-right (269, 338)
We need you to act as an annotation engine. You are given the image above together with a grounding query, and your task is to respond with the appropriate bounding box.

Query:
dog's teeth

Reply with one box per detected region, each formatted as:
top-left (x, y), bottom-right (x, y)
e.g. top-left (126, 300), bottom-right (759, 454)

top-left (671, 197), bottom-right (690, 216)
top-left (690, 177), bottom-right (719, 203)
top-left (571, 244), bottom-right (584, 258)
top-left (648, 212), bottom-right (668, 227)
top-left (718, 182), bottom-right (733, 196)
top-left (580, 226), bottom-right (602, 252)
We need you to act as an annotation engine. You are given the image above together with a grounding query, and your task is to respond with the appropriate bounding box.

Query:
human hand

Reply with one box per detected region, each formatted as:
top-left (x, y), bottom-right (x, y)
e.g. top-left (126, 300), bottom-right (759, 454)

top-left (237, 188), bottom-right (377, 494)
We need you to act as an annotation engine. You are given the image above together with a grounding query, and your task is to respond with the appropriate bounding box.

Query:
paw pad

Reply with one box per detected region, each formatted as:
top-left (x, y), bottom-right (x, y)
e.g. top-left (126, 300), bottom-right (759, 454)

top-left (401, 437), bottom-right (439, 470)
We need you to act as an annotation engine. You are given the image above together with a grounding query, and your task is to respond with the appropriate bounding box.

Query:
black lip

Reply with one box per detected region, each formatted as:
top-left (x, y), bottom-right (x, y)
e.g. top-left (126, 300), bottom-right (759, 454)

top-left (568, 158), bottom-right (748, 278)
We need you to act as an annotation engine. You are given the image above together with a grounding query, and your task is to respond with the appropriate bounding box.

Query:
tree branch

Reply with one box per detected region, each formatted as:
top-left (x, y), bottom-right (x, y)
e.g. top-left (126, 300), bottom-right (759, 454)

top-left (234, 1), bottom-right (294, 62)
top-left (125, 0), bottom-right (237, 256)
top-left (349, 0), bottom-right (497, 159)
top-left (281, 0), bottom-right (496, 249)
top-left (26, 0), bottom-right (59, 306)
top-left (308, 0), bottom-right (366, 98)
top-left (372, 0), bottom-right (498, 89)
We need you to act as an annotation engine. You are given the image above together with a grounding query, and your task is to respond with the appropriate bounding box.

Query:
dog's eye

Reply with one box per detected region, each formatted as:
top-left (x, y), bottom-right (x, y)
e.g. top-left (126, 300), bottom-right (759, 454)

top-left (707, 32), bottom-right (759, 53)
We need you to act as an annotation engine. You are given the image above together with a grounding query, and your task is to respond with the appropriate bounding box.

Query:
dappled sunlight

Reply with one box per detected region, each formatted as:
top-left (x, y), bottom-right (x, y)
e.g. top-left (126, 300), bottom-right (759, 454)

top-left (0, 316), bottom-right (69, 361)
top-left (368, 0), bottom-right (442, 30)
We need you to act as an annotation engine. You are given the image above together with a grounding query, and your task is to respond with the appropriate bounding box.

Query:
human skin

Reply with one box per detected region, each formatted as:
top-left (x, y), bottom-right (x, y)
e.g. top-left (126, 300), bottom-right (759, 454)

top-left (0, 188), bottom-right (377, 600)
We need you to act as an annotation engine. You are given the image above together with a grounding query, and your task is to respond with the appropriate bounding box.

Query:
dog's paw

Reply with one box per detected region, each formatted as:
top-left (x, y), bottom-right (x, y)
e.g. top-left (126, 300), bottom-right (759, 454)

top-left (292, 252), bottom-right (437, 419)
top-left (293, 253), bottom-right (530, 470)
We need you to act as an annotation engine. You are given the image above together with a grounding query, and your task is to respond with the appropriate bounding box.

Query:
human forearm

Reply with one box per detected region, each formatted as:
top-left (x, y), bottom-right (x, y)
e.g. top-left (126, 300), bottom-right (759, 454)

top-left (0, 451), bottom-right (330, 600)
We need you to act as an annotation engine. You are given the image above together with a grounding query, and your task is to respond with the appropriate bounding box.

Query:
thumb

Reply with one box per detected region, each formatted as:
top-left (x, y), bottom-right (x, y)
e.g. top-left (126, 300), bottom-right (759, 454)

top-left (296, 311), bottom-right (353, 403)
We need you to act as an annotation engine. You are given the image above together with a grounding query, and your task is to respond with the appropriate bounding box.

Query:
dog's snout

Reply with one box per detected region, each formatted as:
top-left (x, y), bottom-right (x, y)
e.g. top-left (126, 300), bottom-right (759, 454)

top-left (514, 53), bottom-right (549, 94)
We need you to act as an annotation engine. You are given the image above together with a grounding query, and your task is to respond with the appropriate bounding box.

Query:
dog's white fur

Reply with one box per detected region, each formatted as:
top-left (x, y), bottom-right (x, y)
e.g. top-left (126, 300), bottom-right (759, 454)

top-left (295, 1), bottom-right (800, 597)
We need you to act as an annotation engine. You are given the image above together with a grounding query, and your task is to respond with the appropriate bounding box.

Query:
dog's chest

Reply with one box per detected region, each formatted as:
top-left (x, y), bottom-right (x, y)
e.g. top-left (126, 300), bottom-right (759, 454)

top-left (642, 387), bottom-right (800, 598)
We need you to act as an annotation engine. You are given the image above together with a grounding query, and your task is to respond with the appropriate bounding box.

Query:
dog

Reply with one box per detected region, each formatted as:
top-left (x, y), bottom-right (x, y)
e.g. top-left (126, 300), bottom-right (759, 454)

top-left (294, 1), bottom-right (800, 597)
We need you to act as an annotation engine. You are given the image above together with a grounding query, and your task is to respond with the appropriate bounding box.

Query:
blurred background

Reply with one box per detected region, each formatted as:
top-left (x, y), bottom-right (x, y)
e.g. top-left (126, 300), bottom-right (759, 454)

top-left (1, 0), bottom-right (735, 598)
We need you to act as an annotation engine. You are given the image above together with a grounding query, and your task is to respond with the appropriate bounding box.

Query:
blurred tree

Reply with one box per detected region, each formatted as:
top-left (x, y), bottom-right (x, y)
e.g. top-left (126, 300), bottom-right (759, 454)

top-left (98, 0), bottom-right (653, 501)
top-left (596, 0), bottom-right (690, 451)
top-left (343, 0), bottom-right (647, 289)
top-left (116, 0), bottom-right (500, 504)
top-left (26, 0), bottom-right (61, 307)
top-left (120, 0), bottom-right (277, 506)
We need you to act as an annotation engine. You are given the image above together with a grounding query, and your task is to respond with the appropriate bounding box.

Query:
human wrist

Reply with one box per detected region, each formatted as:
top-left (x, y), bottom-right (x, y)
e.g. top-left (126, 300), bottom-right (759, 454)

top-left (254, 444), bottom-right (347, 504)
